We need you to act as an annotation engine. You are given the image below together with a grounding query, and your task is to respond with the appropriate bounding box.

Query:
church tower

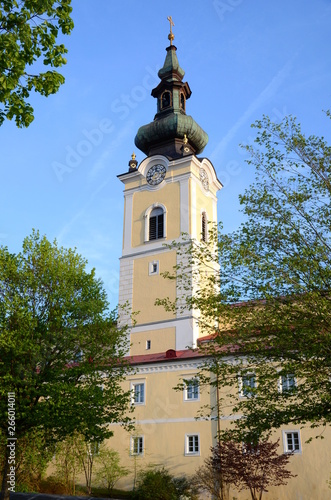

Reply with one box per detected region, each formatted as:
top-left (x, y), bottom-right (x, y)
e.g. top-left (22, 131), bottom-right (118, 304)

top-left (118, 22), bottom-right (222, 356)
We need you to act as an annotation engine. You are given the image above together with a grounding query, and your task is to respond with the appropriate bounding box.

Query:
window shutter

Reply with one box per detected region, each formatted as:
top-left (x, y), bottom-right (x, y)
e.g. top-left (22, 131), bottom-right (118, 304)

top-left (149, 212), bottom-right (164, 240)
top-left (149, 216), bottom-right (157, 240)
top-left (157, 213), bottom-right (164, 238)
top-left (202, 212), bottom-right (207, 241)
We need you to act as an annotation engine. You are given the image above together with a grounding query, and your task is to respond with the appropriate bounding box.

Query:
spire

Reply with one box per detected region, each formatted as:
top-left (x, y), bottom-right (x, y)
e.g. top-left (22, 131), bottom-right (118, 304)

top-left (167, 15), bottom-right (175, 46)
top-left (134, 18), bottom-right (208, 160)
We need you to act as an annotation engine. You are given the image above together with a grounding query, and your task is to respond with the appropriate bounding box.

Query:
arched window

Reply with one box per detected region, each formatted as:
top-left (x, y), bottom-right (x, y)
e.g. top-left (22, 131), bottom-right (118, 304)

top-left (161, 91), bottom-right (171, 109)
top-left (201, 211), bottom-right (208, 242)
top-left (144, 203), bottom-right (167, 242)
top-left (149, 207), bottom-right (164, 240)
top-left (180, 92), bottom-right (185, 111)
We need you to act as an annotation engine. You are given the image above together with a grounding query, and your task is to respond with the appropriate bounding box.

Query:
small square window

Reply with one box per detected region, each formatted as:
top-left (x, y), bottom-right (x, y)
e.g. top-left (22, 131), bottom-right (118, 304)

top-left (131, 436), bottom-right (144, 455)
top-left (146, 340), bottom-right (151, 350)
top-left (184, 379), bottom-right (199, 401)
top-left (280, 374), bottom-right (296, 393)
top-left (239, 373), bottom-right (256, 398)
top-left (185, 434), bottom-right (200, 456)
top-left (242, 441), bottom-right (260, 455)
top-left (131, 382), bottom-right (145, 405)
top-left (283, 431), bottom-right (301, 453)
top-left (149, 260), bottom-right (159, 275)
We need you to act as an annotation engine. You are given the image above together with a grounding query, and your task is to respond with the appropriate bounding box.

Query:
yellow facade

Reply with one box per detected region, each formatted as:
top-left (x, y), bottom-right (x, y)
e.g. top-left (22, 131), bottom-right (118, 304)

top-left (118, 154), bottom-right (221, 354)
top-left (109, 358), bottom-right (331, 499)
top-left (108, 356), bottom-right (218, 491)
top-left (132, 250), bottom-right (177, 325)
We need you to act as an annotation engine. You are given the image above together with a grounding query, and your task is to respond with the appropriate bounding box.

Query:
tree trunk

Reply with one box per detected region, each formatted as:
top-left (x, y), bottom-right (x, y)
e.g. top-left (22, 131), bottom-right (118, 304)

top-left (223, 483), bottom-right (230, 500)
top-left (249, 487), bottom-right (258, 500)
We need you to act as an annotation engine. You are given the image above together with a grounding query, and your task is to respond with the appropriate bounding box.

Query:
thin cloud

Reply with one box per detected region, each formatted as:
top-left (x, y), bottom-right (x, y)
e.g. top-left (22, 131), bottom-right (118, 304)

top-left (88, 122), bottom-right (135, 180)
top-left (210, 58), bottom-right (294, 163)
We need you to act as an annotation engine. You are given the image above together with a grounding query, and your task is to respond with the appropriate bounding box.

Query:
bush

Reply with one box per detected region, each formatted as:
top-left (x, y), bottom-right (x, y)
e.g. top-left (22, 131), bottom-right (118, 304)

top-left (39, 476), bottom-right (67, 495)
top-left (172, 476), bottom-right (198, 499)
top-left (133, 467), bottom-right (197, 500)
top-left (133, 468), bottom-right (177, 500)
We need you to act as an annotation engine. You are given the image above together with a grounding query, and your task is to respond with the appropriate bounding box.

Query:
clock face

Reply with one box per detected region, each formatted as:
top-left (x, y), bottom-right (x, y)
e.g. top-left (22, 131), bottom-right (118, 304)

top-left (199, 168), bottom-right (209, 191)
top-left (146, 164), bottom-right (166, 185)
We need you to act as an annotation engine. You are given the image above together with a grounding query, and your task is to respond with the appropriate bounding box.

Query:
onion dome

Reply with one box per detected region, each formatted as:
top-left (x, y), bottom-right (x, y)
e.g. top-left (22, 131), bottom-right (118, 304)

top-left (134, 24), bottom-right (208, 160)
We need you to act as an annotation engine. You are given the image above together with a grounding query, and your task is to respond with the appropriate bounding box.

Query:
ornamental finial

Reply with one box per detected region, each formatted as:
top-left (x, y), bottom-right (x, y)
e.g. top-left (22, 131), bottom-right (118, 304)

top-left (128, 151), bottom-right (138, 171)
top-left (167, 16), bottom-right (175, 45)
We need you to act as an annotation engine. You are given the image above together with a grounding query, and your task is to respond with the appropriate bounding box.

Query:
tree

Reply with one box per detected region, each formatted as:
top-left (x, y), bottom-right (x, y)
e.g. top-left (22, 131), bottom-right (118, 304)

top-left (191, 460), bottom-right (229, 500)
top-left (55, 433), bottom-right (101, 495)
top-left (193, 439), bottom-right (295, 500)
top-left (0, 429), bottom-right (53, 492)
top-left (94, 447), bottom-right (129, 494)
top-left (0, 0), bottom-right (74, 127)
top-left (53, 434), bottom-right (82, 495)
top-left (73, 435), bottom-right (99, 495)
top-left (162, 112), bottom-right (331, 441)
top-left (0, 230), bottom-right (132, 500)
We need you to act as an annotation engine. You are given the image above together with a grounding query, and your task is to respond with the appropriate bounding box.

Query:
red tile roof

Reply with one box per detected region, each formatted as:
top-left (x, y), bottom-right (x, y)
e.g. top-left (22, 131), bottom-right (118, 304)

top-left (125, 348), bottom-right (206, 366)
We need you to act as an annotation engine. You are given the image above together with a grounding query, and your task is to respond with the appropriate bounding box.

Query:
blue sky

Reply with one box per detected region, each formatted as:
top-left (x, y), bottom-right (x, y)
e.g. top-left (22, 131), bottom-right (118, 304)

top-left (1, 0), bottom-right (331, 308)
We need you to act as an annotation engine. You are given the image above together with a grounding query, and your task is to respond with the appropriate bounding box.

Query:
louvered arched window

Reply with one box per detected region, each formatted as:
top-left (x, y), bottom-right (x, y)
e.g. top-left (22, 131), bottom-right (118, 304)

top-left (201, 211), bottom-right (208, 242)
top-left (144, 203), bottom-right (167, 243)
top-left (149, 207), bottom-right (164, 240)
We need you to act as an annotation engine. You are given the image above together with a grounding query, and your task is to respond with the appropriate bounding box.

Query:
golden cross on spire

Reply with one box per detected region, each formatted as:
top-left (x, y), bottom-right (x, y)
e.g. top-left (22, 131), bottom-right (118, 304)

top-left (167, 16), bottom-right (175, 45)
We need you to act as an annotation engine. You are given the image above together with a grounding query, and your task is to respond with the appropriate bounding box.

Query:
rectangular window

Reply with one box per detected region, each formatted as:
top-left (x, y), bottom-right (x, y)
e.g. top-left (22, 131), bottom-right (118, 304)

top-left (184, 379), bottom-right (199, 401)
top-left (146, 340), bottom-right (151, 350)
top-left (185, 434), bottom-right (200, 455)
top-left (239, 373), bottom-right (256, 397)
top-left (131, 382), bottom-right (145, 404)
top-left (280, 374), bottom-right (296, 393)
top-left (242, 441), bottom-right (260, 455)
top-left (89, 441), bottom-right (100, 456)
top-left (149, 260), bottom-right (159, 275)
top-left (149, 213), bottom-right (164, 240)
top-left (131, 436), bottom-right (144, 455)
top-left (283, 431), bottom-right (301, 453)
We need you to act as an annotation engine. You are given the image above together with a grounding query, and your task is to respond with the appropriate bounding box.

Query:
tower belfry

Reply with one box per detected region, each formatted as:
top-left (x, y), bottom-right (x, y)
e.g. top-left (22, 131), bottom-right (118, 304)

top-left (118, 21), bottom-right (222, 355)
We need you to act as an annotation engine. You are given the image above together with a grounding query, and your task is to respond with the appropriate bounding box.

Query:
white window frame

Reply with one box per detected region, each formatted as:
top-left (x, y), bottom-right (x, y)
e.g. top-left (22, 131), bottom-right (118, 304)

top-left (144, 203), bottom-right (167, 243)
top-left (185, 434), bottom-right (200, 456)
top-left (239, 373), bottom-right (256, 398)
top-left (283, 430), bottom-right (302, 454)
top-left (242, 441), bottom-right (260, 455)
top-left (88, 441), bottom-right (100, 456)
top-left (279, 374), bottom-right (296, 393)
top-left (184, 378), bottom-right (200, 402)
top-left (131, 381), bottom-right (146, 405)
top-left (131, 436), bottom-right (144, 456)
top-left (149, 260), bottom-right (159, 275)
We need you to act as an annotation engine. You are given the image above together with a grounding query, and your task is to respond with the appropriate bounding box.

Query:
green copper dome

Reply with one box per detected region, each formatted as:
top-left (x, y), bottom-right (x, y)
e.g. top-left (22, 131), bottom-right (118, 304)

top-left (158, 44), bottom-right (185, 81)
top-left (134, 44), bottom-right (208, 159)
